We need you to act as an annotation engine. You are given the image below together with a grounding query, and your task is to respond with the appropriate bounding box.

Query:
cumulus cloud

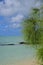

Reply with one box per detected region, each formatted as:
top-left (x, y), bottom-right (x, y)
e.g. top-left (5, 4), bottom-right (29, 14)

top-left (11, 14), bottom-right (24, 23)
top-left (0, 0), bottom-right (35, 16)
top-left (9, 23), bottom-right (21, 29)
top-left (35, 1), bottom-right (41, 8)
top-left (9, 14), bottom-right (24, 29)
top-left (0, 0), bottom-right (42, 29)
top-left (0, 0), bottom-right (20, 16)
top-left (35, 0), bottom-right (43, 8)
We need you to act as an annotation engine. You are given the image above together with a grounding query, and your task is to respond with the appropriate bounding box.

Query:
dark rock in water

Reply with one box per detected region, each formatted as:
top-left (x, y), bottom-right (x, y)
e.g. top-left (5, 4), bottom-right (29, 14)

top-left (19, 42), bottom-right (26, 44)
top-left (19, 42), bottom-right (29, 45)
top-left (8, 44), bottom-right (15, 45)
top-left (0, 44), bottom-right (15, 46)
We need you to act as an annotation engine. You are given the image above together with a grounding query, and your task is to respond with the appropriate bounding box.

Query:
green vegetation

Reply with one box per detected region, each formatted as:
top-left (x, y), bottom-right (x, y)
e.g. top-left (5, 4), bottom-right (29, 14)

top-left (22, 6), bottom-right (43, 65)
top-left (37, 47), bottom-right (43, 65)
top-left (22, 7), bottom-right (43, 45)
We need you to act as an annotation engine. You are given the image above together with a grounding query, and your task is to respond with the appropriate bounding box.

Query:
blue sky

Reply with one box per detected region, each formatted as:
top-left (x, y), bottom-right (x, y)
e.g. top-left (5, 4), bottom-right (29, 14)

top-left (0, 0), bottom-right (41, 36)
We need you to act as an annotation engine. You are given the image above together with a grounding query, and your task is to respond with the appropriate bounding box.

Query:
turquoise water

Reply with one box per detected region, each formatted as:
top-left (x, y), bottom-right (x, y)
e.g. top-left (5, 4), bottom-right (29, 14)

top-left (0, 36), bottom-right (24, 44)
top-left (0, 36), bottom-right (36, 65)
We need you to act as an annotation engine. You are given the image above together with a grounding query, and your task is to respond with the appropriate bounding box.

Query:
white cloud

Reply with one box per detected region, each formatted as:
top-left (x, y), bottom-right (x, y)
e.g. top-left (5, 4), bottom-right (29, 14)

top-left (35, 1), bottom-right (41, 8)
top-left (0, 0), bottom-right (35, 16)
top-left (9, 23), bottom-right (21, 29)
top-left (11, 14), bottom-right (24, 23)
top-left (9, 14), bottom-right (24, 29)
top-left (0, 0), bottom-right (21, 16)
top-left (0, 0), bottom-right (38, 29)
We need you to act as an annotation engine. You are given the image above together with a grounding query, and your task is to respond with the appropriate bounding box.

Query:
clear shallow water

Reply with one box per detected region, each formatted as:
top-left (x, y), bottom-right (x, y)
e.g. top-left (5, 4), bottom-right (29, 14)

top-left (0, 36), bottom-right (24, 44)
top-left (0, 36), bottom-right (36, 65)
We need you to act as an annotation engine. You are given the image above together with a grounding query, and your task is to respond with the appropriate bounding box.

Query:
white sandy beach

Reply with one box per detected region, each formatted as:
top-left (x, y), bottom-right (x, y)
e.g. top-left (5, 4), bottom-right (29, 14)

top-left (3, 58), bottom-right (38, 65)
top-left (15, 59), bottom-right (37, 65)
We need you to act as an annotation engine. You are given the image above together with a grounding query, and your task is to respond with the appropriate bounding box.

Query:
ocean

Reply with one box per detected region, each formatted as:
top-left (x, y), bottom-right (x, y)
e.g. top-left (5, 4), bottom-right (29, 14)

top-left (0, 36), bottom-right (36, 65)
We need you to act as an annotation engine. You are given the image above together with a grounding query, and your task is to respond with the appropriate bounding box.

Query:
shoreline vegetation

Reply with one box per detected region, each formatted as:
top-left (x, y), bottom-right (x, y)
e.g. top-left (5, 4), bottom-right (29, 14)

top-left (22, 4), bottom-right (43, 65)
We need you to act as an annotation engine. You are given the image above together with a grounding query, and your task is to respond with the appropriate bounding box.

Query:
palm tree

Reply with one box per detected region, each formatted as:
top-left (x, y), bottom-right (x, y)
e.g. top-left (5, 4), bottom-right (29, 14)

top-left (22, 6), bottom-right (43, 65)
top-left (22, 8), bottom-right (41, 45)
top-left (37, 48), bottom-right (43, 65)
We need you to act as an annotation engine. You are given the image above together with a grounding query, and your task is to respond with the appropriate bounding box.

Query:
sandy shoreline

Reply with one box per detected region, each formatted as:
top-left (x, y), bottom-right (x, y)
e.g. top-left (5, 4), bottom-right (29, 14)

top-left (3, 58), bottom-right (38, 65)
top-left (15, 59), bottom-right (37, 65)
